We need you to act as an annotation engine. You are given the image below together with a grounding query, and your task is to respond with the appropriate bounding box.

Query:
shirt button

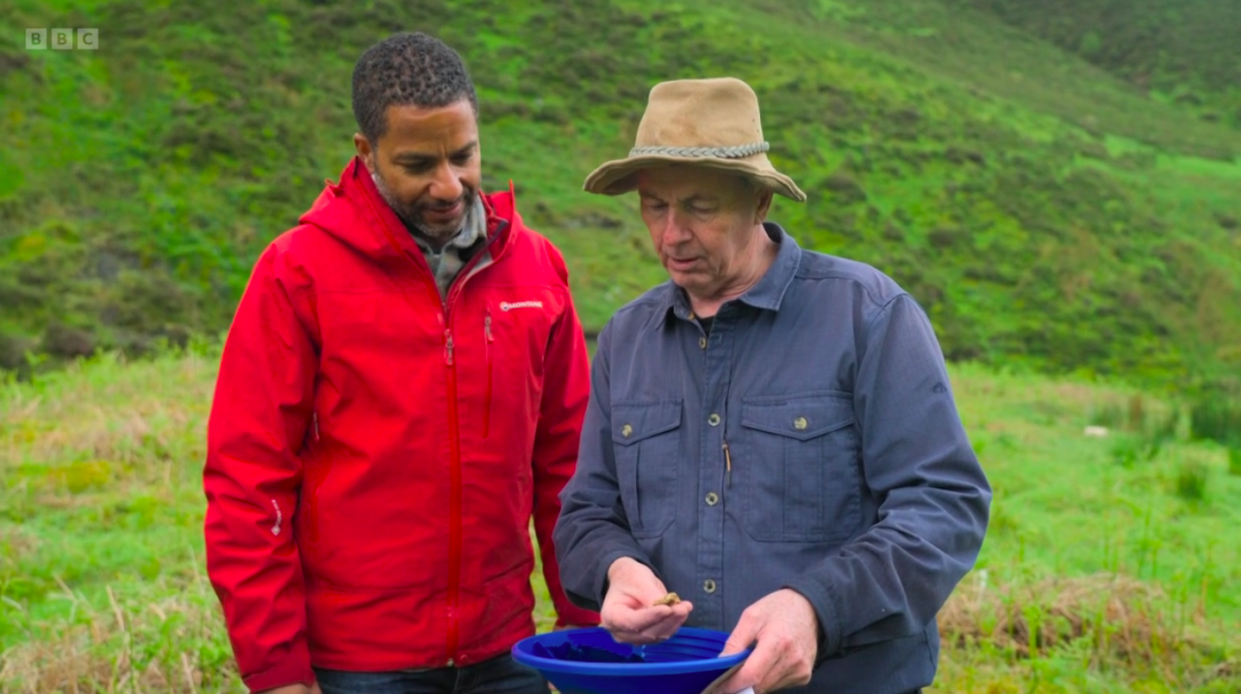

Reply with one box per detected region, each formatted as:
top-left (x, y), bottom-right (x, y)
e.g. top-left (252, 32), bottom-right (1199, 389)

top-left (621, 424), bottom-right (633, 437)
top-left (708, 413), bottom-right (721, 427)
top-left (699, 336), bottom-right (707, 349)
top-left (705, 492), bottom-right (719, 506)
top-left (703, 579), bottom-right (717, 594)
top-left (793, 416), bottom-right (809, 431)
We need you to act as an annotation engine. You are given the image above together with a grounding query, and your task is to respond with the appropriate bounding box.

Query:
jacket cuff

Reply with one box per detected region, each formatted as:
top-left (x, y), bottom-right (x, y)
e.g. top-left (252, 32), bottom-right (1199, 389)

top-left (553, 602), bottom-right (602, 628)
top-left (782, 577), bottom-right (842, 660)
top-left (242, 644), bottom-right (314, 693)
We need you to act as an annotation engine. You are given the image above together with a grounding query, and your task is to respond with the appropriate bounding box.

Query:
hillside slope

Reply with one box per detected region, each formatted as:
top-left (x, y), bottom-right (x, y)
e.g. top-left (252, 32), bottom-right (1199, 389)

top-left (1, 0), bottom-right (1239, 386)
top-left (965, 0), bottom-right (1241, 128)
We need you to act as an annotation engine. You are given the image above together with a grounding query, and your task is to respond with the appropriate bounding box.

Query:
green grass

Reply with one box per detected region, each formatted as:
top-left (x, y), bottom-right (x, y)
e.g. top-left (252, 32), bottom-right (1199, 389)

top-left (0, 350), bottom-right (1237, 692)
top-left (1, 0), bottom-right (1240, 391)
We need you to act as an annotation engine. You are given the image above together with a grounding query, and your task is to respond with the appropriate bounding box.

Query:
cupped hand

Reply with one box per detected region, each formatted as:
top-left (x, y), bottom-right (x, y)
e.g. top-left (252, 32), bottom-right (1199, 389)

top-left (600, 557), bottom-right (693, 645)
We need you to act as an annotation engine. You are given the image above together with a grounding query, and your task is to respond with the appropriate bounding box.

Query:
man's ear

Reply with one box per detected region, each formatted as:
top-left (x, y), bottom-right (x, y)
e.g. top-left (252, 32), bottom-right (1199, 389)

top-left (354, 133), bottom-right (375, 173)
top-left (755, 189), bottom-right (773, 224)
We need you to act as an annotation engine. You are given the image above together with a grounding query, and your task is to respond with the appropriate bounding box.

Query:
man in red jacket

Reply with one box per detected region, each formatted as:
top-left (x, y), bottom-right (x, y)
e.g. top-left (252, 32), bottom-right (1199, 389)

top-left (204, 32), bottom-right (598, 694)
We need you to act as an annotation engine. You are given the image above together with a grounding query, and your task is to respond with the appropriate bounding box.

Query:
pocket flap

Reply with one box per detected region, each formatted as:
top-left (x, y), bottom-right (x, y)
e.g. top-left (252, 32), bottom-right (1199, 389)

top-left (612, 400), bottom-right (683, 446)
top-left (740, 392), bottom-right (854, 441)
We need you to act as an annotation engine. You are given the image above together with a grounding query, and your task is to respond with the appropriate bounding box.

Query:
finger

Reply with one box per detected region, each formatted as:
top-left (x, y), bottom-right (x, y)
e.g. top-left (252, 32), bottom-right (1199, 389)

top-left (636, 606), bottom-right (693, 642)
top-left (754, 648), bottom-right (796, 694)
top-left (612, 566), bottom-right (669, 605)
top-left (716, 635), bottom-right (779, 694)
top-left (605, 605), bottom-right (677, 638)
top-left (659, 600), bottom-right (692, 628)
top-left (719, 611), bottom-right (759, 657)
top-left (714, 661), bottom-right (760, 694)
top-left (699, 663), bottom-right (744, 694)
top-left (719, 653), bottom-right (783, 694)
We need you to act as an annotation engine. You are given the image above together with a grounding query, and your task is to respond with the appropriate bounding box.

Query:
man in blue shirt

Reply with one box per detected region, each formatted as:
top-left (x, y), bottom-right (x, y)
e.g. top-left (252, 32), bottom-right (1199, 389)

top-left (553, 78), bottom-right (991, 693)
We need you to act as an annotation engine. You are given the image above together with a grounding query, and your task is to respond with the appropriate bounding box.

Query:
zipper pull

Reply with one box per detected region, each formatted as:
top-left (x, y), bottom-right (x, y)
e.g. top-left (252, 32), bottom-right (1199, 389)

top-left (312, 411), bottom-right (320, 441)
top-left (444, 329), bottom-right (455, 366)
top-left (484, 314), bottom-right (493, 342)
top-left (723, 439), bottom-right (733, 488)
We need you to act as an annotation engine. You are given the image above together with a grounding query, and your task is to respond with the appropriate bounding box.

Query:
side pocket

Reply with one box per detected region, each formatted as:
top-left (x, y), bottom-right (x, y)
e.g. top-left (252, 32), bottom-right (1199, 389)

top-left (612, 400), bottom-right (683, 538)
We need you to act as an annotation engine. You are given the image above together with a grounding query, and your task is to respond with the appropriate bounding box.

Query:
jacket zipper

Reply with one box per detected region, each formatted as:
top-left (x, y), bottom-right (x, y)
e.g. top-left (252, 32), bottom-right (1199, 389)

top-left (483, 311), bottom-right (494, 439)
top-left (361, 178), bottom-right (507, 666)
top-left (444, 324), bottom-right (463, 665)
top-left (440, 227), bottom-right (506, 667)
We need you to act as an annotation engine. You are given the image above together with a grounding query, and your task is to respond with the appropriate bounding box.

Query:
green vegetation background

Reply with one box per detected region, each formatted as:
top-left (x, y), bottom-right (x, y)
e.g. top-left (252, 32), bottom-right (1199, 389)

top-left (2, 0), bottom-right (1240, 391)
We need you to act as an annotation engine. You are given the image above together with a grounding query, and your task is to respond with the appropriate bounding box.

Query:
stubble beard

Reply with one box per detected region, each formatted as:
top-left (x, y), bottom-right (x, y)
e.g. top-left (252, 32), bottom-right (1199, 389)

top-left (371, 168), bottom-right (473, 241)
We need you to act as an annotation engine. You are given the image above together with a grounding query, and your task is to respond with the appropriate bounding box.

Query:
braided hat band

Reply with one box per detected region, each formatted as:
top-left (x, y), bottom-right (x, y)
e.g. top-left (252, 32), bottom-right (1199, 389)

top-left (584, 78), bottom-right (805, 202)
top-left (628, 142), bottom-right (770, 159)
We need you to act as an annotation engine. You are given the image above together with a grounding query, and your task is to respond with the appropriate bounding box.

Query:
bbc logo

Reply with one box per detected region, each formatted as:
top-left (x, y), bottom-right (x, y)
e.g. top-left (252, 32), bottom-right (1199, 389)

top-left (26, 28), bottom-right (99, 50)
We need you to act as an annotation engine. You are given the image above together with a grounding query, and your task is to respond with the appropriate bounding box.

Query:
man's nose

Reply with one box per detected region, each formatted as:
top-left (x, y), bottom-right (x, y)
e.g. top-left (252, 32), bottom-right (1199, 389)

top-left (660, 208), bottom-right (693, 245)
top-left (430, 162), bottom-right (464, 202)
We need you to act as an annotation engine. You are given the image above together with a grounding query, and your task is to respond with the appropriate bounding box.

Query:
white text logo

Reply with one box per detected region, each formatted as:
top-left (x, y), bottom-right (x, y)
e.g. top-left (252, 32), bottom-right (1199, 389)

top-left (500, 301), bottom-right (544, 311)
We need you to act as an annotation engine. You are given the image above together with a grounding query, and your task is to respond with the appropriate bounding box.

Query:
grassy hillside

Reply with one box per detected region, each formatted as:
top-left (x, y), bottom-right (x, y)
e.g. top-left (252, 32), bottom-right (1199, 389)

top-left (1, 349), bottom-right (1237, 692)
top-left (965, 0), bottom-right (1241, 129)
top-left (1, 0), bottom-right (1240, 389)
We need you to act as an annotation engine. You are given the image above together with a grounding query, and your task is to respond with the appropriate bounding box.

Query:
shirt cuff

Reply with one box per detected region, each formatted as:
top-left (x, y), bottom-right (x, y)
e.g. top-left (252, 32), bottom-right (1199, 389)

top-left (782, 577), bottom-right (843, 660)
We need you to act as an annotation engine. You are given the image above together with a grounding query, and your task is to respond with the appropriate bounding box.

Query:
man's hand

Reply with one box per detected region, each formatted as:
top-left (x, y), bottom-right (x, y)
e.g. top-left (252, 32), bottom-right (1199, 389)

top-left (256, 683), bottom-right (322, 694)
top-left (601, 557), bottom-right (693, 644)
top-left (713, 589), bottom-right (818, 694)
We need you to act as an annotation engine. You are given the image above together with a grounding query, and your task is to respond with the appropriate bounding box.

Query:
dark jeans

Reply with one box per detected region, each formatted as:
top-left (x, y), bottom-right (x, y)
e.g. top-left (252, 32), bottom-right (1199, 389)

top-left (314, 654), bottom-right (546, 694)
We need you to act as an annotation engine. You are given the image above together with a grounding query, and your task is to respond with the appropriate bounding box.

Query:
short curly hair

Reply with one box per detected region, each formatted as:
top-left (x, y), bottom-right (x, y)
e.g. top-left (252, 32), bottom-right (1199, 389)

top-left (351, 32), bottom-right (478, 145)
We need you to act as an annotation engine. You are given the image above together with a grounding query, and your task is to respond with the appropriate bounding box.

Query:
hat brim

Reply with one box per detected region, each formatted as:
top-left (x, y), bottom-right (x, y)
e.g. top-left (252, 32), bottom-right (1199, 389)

top-left (583, 154), bottom-right (807, 202)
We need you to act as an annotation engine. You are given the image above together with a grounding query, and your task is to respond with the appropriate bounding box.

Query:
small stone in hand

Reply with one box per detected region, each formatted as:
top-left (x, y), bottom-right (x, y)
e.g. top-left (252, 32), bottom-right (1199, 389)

top-left (653, 592), bottom-right (681, 606)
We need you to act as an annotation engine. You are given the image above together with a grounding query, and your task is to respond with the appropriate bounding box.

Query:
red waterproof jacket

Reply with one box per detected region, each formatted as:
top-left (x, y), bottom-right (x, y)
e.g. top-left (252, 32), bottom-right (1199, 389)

top-left (204, 157), bottom-right (598, 692)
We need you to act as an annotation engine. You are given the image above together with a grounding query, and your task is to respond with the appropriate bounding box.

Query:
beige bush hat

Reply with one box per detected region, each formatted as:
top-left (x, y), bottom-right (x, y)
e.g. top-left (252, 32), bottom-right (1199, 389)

top-left (583, 77), bottom-right (806, 202)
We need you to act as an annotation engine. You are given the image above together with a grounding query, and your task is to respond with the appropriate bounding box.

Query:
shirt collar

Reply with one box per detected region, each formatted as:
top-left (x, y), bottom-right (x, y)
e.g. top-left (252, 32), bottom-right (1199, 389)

top-left (410, 196), bottom-right (488, 255)
top-left (660, 222), bottom-right (802, 321)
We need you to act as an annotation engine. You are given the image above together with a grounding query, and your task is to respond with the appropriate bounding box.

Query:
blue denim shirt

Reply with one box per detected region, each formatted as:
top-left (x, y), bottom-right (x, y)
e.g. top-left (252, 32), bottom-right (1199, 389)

top-left (554, 224), bottom-right (990, 693)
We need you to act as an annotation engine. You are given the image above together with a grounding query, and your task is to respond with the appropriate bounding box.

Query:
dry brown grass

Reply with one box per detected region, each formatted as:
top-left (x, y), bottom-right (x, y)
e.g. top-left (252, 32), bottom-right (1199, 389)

top-left (938, 572), bottom-right (1232, 688)
top-left (0, 573), bottom-right (240, 694)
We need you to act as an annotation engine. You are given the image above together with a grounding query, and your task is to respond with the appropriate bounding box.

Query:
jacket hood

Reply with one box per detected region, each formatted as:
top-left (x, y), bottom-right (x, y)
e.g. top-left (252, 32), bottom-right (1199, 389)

top-left (299, 156), bottom-right (519, 264)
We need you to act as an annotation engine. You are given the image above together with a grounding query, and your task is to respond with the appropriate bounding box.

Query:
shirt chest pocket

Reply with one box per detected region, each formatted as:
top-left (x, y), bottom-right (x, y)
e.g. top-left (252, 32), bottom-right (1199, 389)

top-left (737, 391), bottom-right (861, 543)
top-left (612, 400), bottom-right (683, 538)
